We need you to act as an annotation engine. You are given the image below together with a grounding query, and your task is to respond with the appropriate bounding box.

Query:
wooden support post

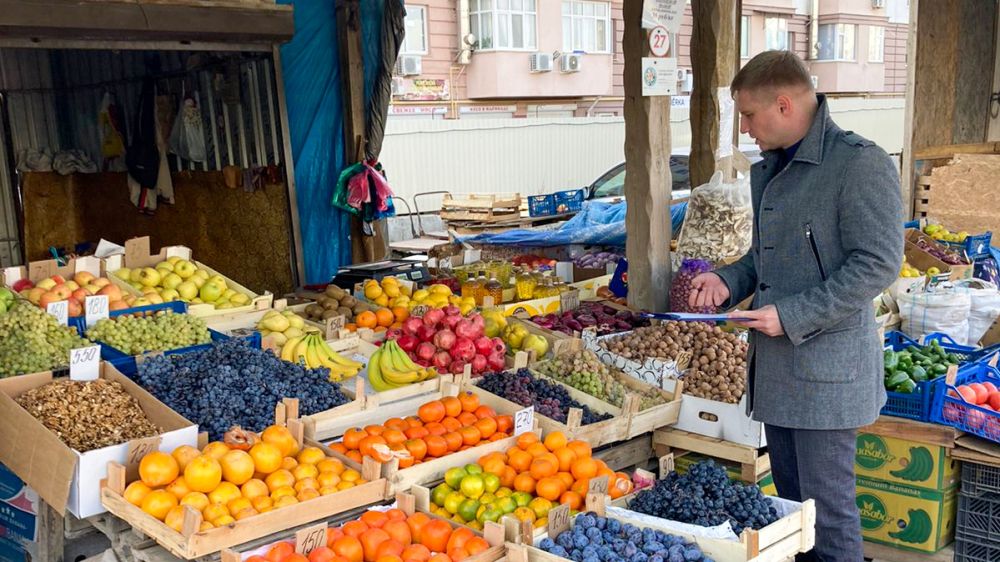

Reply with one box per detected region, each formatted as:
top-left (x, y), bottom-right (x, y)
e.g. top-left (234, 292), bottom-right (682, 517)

top-left (689, 0), bottom-right (738, 188)
top-left (37, 501), bottom-right (64, 562)
top-left (623, 0), bottom-right (672, 313)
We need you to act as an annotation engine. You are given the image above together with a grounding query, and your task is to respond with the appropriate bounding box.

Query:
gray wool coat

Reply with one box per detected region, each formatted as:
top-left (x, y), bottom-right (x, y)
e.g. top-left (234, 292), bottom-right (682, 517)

top-left (714, 94), bottom-right (903, 430)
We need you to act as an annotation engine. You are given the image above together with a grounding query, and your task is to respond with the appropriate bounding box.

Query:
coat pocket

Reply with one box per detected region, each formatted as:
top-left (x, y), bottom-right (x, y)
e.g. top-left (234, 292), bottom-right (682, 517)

top-left (791, 327), bottom-right (862, 384)
top-left (804, 223), bottom-right (827, 281)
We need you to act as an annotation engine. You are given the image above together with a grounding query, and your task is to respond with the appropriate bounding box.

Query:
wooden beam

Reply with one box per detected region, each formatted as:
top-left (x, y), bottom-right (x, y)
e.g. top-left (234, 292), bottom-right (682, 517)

top-left (623, 0), bottom-right (672, 313)
top-left (900, 0), bottom-right (919, 219)
top-left (272, 46), bottom-right (307, 287)
top-left (952, 0), bottom-right (996, 144)
top-left (689, 0), bottom-right (738, 188)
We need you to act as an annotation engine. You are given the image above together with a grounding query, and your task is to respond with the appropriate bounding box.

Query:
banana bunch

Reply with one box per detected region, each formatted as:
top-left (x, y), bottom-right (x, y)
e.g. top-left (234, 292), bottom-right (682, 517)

top-left (888, 508), bottom-right (933, 544)
top-left (368, 340), bottom-right (437, 391)
top-left (281, 332), bottom-right (362, 381)
top-left (889, 446), bottom-right (934, 482)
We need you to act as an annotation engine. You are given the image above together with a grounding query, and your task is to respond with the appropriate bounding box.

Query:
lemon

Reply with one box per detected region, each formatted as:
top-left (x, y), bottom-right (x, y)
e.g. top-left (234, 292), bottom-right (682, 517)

top-left (412, 289), bottom-right (430, 302)
top-left (431, 284), bottom-right (452, 296)
top-left (364, 284), bottom-right (383, 300)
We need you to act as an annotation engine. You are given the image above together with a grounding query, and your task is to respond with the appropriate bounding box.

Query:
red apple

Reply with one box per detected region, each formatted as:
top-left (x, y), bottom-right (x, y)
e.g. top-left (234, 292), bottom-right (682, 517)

top-left (71, 288), bottom-right (91, 302)
top-left (38, 291), bottom-right (62, 308)
top-left (11, 279), bottom-right (33, 292)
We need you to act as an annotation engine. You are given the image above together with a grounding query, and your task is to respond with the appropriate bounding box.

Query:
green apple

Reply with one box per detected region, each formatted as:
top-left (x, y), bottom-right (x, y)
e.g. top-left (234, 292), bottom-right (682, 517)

top-left (166, 256), bottom-right (182, 266)
top-left (155, 260), bottom-right (174, 273)
top-left (114, 268), bottom-right (131, 281)
top-left (159, 288), bottom-right (180, 302)
top-left (161, 273), bottom-right (183, 290)
top-left (230, 293), bottom-right (251, 306)
top-left (137, 267), bottom-right (161, 288)
top-left (207, 275), bottom-right (227, 289)
top-left (176, 281), bottom-right (198, 301)
top-left (129, 268), bottom-right (144, 283)
top-left (199, 282), bottom-right (224, 303)
top-left (173, 260), bottom-right (197, 279)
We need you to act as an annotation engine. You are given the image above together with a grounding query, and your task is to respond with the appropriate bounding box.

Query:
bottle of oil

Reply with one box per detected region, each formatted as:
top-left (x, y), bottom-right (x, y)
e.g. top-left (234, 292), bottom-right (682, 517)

top-left (485, 272), bottom-right (503, 305)
top-left (461, 271), bottom-right (481, 302)
top-left (474, 270), bottom-right (489, 305)
top-left (515, 267), bottom-right (537, 301)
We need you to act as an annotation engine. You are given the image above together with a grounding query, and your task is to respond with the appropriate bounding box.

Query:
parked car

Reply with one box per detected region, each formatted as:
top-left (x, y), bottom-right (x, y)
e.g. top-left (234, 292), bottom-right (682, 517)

top-left (584, 144), bottom-right (762, 203)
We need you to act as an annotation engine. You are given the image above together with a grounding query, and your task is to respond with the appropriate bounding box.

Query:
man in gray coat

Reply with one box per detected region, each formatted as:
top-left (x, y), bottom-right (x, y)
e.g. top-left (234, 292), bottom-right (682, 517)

top-left (689, 51), bottom-right (903, 561)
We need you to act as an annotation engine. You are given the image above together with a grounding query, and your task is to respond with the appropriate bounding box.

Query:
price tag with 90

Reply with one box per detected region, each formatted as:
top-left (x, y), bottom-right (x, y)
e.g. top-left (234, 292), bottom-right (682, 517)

top-left (46, 300), bottom-right (68, 325)
top-left (85, 295), bottom-right (109, 325)
top-left (70, 345), bottom-right (101, 381)
top-left (295, 522), bottom-right (329, 555)
top-left (514, 406), bottom-right (534, 436)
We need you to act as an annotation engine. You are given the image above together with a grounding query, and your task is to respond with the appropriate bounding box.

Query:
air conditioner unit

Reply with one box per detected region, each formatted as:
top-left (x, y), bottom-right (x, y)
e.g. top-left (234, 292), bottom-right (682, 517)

top-left (529, 53), bottom-right (553, 73)
top-left (810, 75), bottom-right (819, 88)
top-left (560, 54), bottom-right (582, 73)
top-left (872, 0), bottom-right (885, 8)
top-left (681, 69), bottom-right (693, 93)
top-left (394, 55), bottom-right (422, 76)
top-left (390, 77), bottom-right (404, 96)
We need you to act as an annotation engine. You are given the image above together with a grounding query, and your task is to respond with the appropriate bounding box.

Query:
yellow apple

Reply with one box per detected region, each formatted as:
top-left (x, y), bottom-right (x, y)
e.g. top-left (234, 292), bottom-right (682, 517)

top-left (114, 268), bottom-right (131, 281)
top-left (176, 281), bottom-right (198, 301)
top-left (160, 288), bottom-right (180, 302)
top-left (199, 283), bottom-right (224, 303)
top-left (64, 281), bottom-right (79, 291)
top-left (73, 271), bottom-right (96, 286)
top-left (137, 268), bottom-right (161, 287)
top-left (166, 256), bottom-right (183, 266)
top-left (230, 293), bottom-right (251, 306)
top-left (36, 278), bottom-right (56, 290)
top-left (173, 260), bottom-right (197, 279)
top-left (162, 273), bottom-right (183, 290)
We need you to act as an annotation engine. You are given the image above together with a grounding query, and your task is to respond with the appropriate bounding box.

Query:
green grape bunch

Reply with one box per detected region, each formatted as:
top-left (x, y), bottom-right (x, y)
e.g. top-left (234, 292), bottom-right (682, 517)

top-left (535, 349), bottom-right (667, 410)
top-left (0, 300), bottom-right (92, 378)
top-left (86, 310), bottom-right (211, 356)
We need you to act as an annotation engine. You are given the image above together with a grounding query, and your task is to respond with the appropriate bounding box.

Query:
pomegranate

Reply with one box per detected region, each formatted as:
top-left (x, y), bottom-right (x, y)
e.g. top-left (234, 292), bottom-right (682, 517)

top-left (397, 334), bottom-right (419, 352)
top-left (417, 324), bottom-right (438, 342)
top-left (416, 342), bottom-right (437, 362)
top-left (433, 329), bottom-right (457, 350)
top-left (443, 305), bottom-right (461, 318)
top-left (423, 308), bottom-right (445, 327)
top-left (442, 313), bottom-right (463, 330)
top-left (490, 337), bottom-right (506, 354)
top-left (487, 350), bottom-right (506, 371)
top-left (471, 354), bottom-right (488, 374)
top-left (454, 319), bottom-right (478, 340)
top-left (402, 317), bottom-right (423, 335)
top-left (449, 360), bottom-right (468, 375)
top-left (450, 337), bottom-right (476, 362)
top-left (433, 351), bottom-right (452, 369)
top-left (474, 336), bottom-right (493, 356)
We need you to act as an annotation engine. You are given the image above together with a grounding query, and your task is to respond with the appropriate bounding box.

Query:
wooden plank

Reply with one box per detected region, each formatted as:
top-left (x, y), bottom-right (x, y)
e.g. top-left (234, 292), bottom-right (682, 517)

top-left (593, 434), bottom-right (654, 472)
top-left (37, 501), bottom-right (65, 562)
top-left (952, 436), bottom-right (1000, 468)
top-left (952, 0), bottom-right (996, 144)
top-left (441, 194), bottom-right (522, 210)
top-left (860, 415), bottom-right (961, 448)
top-left (653, 428), bottom-right (762, 465)
top-left (689, 0), bottom-right (737, 188)
top-left (622, 0), bottom-right (671, 313)
top-left (913, 142), bottom-right (1000, 160)
top-left (862, 541), bottom-right (953, 562)
top-left (910, 0), bottom-right (960, 152)
top-left (271, 45), bottom-right (306, 287)
top-left (440, 209), bottom-right (521, 223)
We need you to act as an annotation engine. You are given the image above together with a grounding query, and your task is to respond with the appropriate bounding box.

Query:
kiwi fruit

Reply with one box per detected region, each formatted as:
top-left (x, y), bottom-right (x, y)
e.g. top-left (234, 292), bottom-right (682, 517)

top-left (337, 306), bottom-right (353, 318)
top-left (340, 295), bottom-right (357, 308)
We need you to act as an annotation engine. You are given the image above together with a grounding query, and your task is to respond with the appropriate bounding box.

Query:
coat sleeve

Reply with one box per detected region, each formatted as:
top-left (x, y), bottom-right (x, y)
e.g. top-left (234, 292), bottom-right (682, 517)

top-left (714, 250), bottom-right (757, 309)
top-left (774, 144), bottom-right (904, 346)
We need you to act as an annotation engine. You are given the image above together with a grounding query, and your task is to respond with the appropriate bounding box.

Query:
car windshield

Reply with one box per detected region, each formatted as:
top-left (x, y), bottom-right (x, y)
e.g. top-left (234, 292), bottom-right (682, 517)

top-left (590, 156), bottom-right (691, 199)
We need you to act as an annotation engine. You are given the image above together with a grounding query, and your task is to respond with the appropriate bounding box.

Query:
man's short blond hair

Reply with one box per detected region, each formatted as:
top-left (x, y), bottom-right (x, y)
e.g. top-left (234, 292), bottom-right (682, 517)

top-left (731, 50), bottom-right (814, 95)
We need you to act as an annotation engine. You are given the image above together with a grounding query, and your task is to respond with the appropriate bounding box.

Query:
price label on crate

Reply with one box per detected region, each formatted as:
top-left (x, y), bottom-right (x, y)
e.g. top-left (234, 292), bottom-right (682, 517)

top-left (69, 345), bottom-right (101, 381)
top-left (46, 300), bottom-right (68, 326)
top-left (85, 295), bottom-right (109, 325)
top-left (560, 290), bottom-right (580, 312)
top-left (547, 503), bottom-right (571, 538)
top-left (588, 475), bottom-right (609, 495)
top-left (513, 406), bottom-right (534, 436)
top-left (658, 453), bottom-right (675, 480)
top-left (295, 522), bottom-right (329, 555)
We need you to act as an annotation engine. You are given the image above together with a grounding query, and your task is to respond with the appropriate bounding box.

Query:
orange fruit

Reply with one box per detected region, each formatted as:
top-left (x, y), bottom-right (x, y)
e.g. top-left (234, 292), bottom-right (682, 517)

top-left (202, 441), bottom-right (231, 460)
top-left (171, 445), bottom-right (201, 471)
top-left (405, 512), bottom-right (430, 543)
top-left (251, 496), bottom-right (274, 512)
top-left (448, 548), bottom-right (470, 562)
top-left (447, 527), bottom-right (474, 552)
top-left (514, 473), bottom-right (536, 494)
top-left (418, 520), bottom-right (452, 553)
top-left (294, 463), bottom-right (320, 481)
top-left (208, 482), bottom-right (241, 506)
top-left (375, 539), bottom-right (405, 560)
top-left (424, 422), bottom-right (447, 437)
top-left (543, 431), bottom-right (567, 452)
top-left (391, 306), bottom-right (409, 323)
top-left (424, 435), bottom-right (448, 458)
top-left (202, 503), bottom-right (229, 522)
top-left (139, 451), bottom-right (179, 488)
top-left (298, 488), bottom-right (321, 502)
top-left (457, 412), bottom-right (478, 427)
top-left (474, 418), bottom-right (498, 440)
top-left (317, 458), bottom-right (346, 475)
top-left (556, 472), bottom-right (575, 490)
top-left (164, 505), bottom-right (190, 532)
top-left (318, 471), bottom-right (342, 488)
top-left (344, 428), bottom-right (369, 450)
top-left (329, 443), bottom-right (348, 454)
top-left (405, 426), bottom-right (429, 440)
top-left (508, 449), bottom-right (532, 472)
top-left (376, 557), bottom-right (403, 562)
top-left (571, 458), bottom-right (598, 481)
top-left (228, 496), bottom-right (253, 514)
top-left (141, 489), bottom-right (178, 521)
top-left (346, 450), bottom-right (364, 464)
top-left (566, 440), bottom-right (591, 459)
top-left (441, 417), bottom-right (462, 432)
top-left (334, 536), bottom-right (365, 562)
top-left (343, 520), bottom-right (370, 537)
top-left (309, 547), bottom-right (339, 562)
top-left (401, 544), bottom-right (431, 562)
top-left (267, 542), bottom-right (295, 561)
top-left (428, 555), bottom-right (450, 562)
top-left (362, 510), bottom-right (390, 529)
top-left (124, 481), bottom-right (153, 506)
top-left (418, 401), bottom-right (446, 424)
top-left (375, 308), bottom-right (395, 328)
top-left (464, 538), bottom-right (489, 556)
top-left (184, 455), bottom-right (223, 493)
top-left (357, 311), bottom-right (377, 329)
top-left (364, 425), bottom-right (386, 437)
top-left (295, 478), bottom-right (319, 493)
top-left (536, 477), bottom-right (565, 501)
top-left (385, 418), bottom-right (408, 431)
top-left (441, 432), bottom-right (463, 452)
top-left (440, 396), bottom-right (462, 418)
top-left (241, 478), bottom-right (269, 499)
top-left (404, 439), bottom-right (428, 461)
top-left (220, 450), bottom-right (256, 485)
top-left (265, 469), bottom-right (296, 492)
top-left (298, 446), bottom-right (327, 465)
top-left (165, 476), bottom-right (192, 499)
top-left (249, 442), bottom-right (284, 475)
top-left (554, 447), bottom-right (577, 472)
top-left (473, 406), bottom-right (496, 420)
top-left (526, 442), bottom-right (550, 458)
top-left (180, 491), bottom-right (211, 511)
top-left (359, 435), bottom-right (388, 459)
top-left (516, 432), bottom-right (540, 450)
top-left (480, 456), bottom-right (507, 476)
top-left (458, 391), bottom-right (480, 413)
top-left (360, 528), bottom-right (391, 562)
top-left (459, 426), bottom-right (482, 446)
top-left (559, 490), bottom-right (583, 510)
top-left (383, 519), bottom-right (412, 545)
top-left (496, 415), bottom-right (513, 434)
top-left (274, 495), bottom-right (300, 509)
top-left (530, 457), bottom-right (558, 480)
top-left (500, 466), bottom-right (518, 489)
top-left (262, 425), bottom-right (300, 457)
top-left (382, 429), bottom-right (407, 447)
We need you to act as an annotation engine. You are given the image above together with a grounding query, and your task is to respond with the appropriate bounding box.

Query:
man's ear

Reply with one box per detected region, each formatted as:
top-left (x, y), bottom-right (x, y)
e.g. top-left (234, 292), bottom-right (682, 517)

top-left (776, 94), bottom-right (792, 115)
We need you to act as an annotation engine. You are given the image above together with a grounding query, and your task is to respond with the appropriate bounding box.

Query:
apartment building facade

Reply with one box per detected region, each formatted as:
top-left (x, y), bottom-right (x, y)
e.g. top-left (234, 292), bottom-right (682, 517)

top-left (390, 0), bottom-right (909, 119)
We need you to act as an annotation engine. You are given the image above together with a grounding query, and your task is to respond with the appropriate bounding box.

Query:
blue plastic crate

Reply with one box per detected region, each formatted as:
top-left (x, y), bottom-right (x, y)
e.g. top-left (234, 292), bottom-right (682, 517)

top-left (554, 189), bottom-right (584, 213)
top-left (943, 231), bottom-right (993, 261)
top-left (929, 363), bottom-right (1000, 442)
top-left (528, 194), bottom-right (556, 217)
top-left (924, 332), bottom-right (1000, 365)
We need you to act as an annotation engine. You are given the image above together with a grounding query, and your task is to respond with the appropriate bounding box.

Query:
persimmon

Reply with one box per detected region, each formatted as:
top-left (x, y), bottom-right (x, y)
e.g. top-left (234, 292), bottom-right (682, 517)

top-left (364, 425), bottom-right (386, 437)
top-left (526, 443), bottom-right (549, 458)
top-left (428, 554), bottom-right (450, 562)
top-left (419, 520), bottom-right (452, 553)
top-left (405, 426), bottom-right (429, 440)
top-left (359, 435), bottom-right (388, 458)
top-left (448, 548), bottom-right (470, 562)
top-left (220, 450), bottom-right (255, 486)
top-left (404, 439), bottom-right (428, 461)
top-left (440, 396), bottom-right (462, 418)
top-left (458, 391), bottom-right (480, 413)
top-left (385, 509), bottom-right (407, 522)
top-left (267, 542), bottom-right (295, 562)
top-left (361, 510), bottom-right (390, 528)
top-left (405, 513), bottom-right (431, 543)
top-left (377, 556), bottom-right (404, 562)
top-left (459, 426), bottom-right (482, 446)
top-left (343, 428), bottom-right (369, 450)
top-left (262, 425), bottom-right (300, 457)
top-left (385, 418), bottom-right (409, 431)
top-left (424, 435), bottom-right (448, 458)
top-left (480, 456), bottom-right (507, 476)
top-left (333, 536), bottom-right (365, 562)
top-left (318, 458), bottom-right (346, 475)
top-left (457, 412), bottom-right (478, 426)
top-left (397, 455), bottom-right (415, 469)
top-left (424, 422), bottom-right (446, 437)
top-left (330, 443), bottom-right (349, 455)
top-left (513, 473), bottom-right (536, 494)
top-left (473, 406), bottom-right (496, 420)
top-left (346, 450), bottom-right (364, 464)
top-left (373, 538), bottom-right (403, 560)
top-left (141, 490), bottom-right (177, 521)
top-left (309, 547), bottom-right (339, 562)
top-left (327, 527), bottom-right (346, 547)
top-left (464, 537), bottom-right (489, 556)
top-left (489, 433), bottom-right (506, 442)
top-left (342, 520), bottom-right (370, 538)
top-left (375, 308), bottom-right (395, 328)
top-left (124, 481), bottom-right (152, 506)
top-left (382, 429), bottom-right (407, 447)
top-left (404, 416), bottom-right (424, 429)
top-left (441, 417), bottom-right (462, 432)
top-left (474, 418), bottom-right (497, 440)
top-left (266, 469), bottom-right (295, 492)
top-left (446, 527), bottom-right (474, 552)
top-left (284, 555), bottom-right (309, 562)
top-left (171, 445), bottom-right (201, 472)
top-left (495, 415), bottom-right (513, 435)
top-left (383, 519), bottom-right (412, 545)
top-left (356, 311), bottom-right (378, 329)
top-left (418, 401), bottom-right (446, 424)
top-left (249, 442), bottom-right (284, 474)
top-left (400, 544), bottom-right (431, 562)
top-left (443, 432), bottom-right (463, 452)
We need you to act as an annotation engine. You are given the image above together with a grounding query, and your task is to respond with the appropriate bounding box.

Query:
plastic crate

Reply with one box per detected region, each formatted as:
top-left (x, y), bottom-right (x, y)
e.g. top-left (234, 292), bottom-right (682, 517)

top-left (924, 332), bottom-right (1000, 364)
top-left (881, 331), bottom-right (950, 421)
top-left (554, 189), bottom-right (584, 213)
top-left (962, 461), bottom-right (1000, 499)
top-left (528, 194), bottom-right (555, 217)
top-left (955, 532), bottom-right (1000, 562)
top-left (957, 491), bottom-right (1000, 545)
top-left (943, 231), bottom-right (993, 261)
top-left (929, 363), bottom-right (1000, 443)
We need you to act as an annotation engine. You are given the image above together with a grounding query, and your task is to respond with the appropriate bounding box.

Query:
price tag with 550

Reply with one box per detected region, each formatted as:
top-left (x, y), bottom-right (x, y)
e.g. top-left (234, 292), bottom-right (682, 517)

top-left (70, 344), bottom-right (101, 381)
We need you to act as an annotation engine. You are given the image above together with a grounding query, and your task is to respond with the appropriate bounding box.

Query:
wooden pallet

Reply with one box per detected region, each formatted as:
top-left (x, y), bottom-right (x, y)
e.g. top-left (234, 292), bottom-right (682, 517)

top-left (863, 541), bottom-right (953, 562)
top-left (860, 415), bottom-right (962, 448)
top-left (652, 428), bottom-right (770, 484)
top-left (441, 194), bottom-right (523, 223)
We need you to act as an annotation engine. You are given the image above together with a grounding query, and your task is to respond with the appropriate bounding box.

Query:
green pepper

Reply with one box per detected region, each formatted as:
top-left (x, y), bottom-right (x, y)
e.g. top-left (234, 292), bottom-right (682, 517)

top-left (911, 351), bottom-right (928, 363)
top-left (894, 378), bottom-right (918, 394)
top-left (884, 351), bottom-right (899, 371)
top-left (899, 356), bottom-right (913, 371)
top-left (886, 372), bottom-right (911, 390)
top-left (910, 365), bottom-right (928, 383)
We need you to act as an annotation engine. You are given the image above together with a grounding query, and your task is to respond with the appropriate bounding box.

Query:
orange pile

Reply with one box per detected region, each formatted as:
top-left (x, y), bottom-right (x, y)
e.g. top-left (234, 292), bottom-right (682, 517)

top-left (250, 507), bottom-right (491, 562)
top-left (347, 306), bottom-right (409, 335)
top-left (123, 425), bottom-right (368, 531)
top-left (331, 392), bottom-right (513, 467)
top-left (477, 430), bottom-right (634, 511)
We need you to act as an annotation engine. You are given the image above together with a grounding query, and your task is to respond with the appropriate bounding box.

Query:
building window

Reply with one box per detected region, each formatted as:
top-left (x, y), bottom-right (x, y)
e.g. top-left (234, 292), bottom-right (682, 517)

top-left (562, 1), bottom-right (612, 53)
top-left (740, 16), bottom-right (750, 58)
top-left (764, 17), bottom-right (789, 51)
top-left (470, 0), bottom-right (537, 51)
top-left (868, 26), bottom-right (885, 62)
top-left (817, 23), bottom-right (856, 61)
top-left (402, 5), bottom-right (428, 55)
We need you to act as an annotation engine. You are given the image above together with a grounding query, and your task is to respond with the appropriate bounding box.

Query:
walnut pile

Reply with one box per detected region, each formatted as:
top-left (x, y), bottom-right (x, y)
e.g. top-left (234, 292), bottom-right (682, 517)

top-left (599, 322), bottom-right (749, 403)
top-left (15, 379), bottom-right (162, 452)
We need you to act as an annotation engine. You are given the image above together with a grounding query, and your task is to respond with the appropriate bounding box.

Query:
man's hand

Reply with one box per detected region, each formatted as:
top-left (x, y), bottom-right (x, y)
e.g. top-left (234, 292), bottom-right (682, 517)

top-left (688, 272), bottom-right (731, 309)
top-left (731, 305), bottom-right (785, 337)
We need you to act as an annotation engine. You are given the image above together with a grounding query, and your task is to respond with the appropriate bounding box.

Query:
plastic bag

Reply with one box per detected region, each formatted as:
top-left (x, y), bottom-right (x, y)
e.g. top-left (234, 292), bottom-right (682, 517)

top-left (670, 258), bottom-right (717, 314)
top-left (168, 91), bottom-right (207, 163)
top-left (677, 171), bottom-right (753, 261)
top-left (898, 285), bottom-right (972, 345)
top-left (954, 278), bottom-right (1000, 345)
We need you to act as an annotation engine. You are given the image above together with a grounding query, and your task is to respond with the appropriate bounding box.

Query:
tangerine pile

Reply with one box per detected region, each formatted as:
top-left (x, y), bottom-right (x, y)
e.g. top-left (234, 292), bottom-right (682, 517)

top-left (331, 392), bottom-right (512, 467)
top-left (250, 507), bottom-right (491, 562)
top-left (124, 425), bottom-right (368, 531)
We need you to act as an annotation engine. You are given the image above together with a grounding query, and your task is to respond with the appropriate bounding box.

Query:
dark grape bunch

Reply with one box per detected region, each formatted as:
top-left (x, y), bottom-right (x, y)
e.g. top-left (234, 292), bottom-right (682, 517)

top-left (135, 339), bottom-right (349, 440)
top-left (629, 460), bottom-right (778, 534)
top-left (476, 368), bottom-right (613, 425)
top-left (537, 512), bottom-right (713, 562)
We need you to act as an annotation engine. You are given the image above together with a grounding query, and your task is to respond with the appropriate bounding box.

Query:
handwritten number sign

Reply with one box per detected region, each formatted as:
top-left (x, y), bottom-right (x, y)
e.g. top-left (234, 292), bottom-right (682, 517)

top-left (70, 345), bottom-right (101, 381)
top-left (85, 295), bottom-right (109, 325)
top-left (513, 406), bottom-right (534, 436)
top-left (46, 301), bottom-right (68, 325)
top-left (547, 504), bottom-right (571, 538)
top-left (295, 523), bottom-right (329, 555)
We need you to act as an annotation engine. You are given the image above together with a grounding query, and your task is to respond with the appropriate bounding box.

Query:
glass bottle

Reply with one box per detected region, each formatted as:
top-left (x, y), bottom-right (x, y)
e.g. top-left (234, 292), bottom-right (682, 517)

top-left (461, 270), bottom-right (481, 301)
top-left (474, 270), bottom-right (489, 305)
top-left (515, 267), bottom-right (537, 301)
top-left (485, 272), bottom-right (503, 305)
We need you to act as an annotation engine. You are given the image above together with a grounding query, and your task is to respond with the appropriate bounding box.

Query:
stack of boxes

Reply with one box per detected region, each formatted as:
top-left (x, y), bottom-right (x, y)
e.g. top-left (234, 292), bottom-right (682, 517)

top-left (954, 461), bottom-right (1000, 561)
top-left (855, 432), bottom-right (958, 554)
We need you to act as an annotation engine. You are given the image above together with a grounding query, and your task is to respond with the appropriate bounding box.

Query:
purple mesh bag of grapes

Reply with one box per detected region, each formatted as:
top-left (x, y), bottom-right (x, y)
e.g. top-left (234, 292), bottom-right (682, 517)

top-left (670, 258), bottom-right (718, 315)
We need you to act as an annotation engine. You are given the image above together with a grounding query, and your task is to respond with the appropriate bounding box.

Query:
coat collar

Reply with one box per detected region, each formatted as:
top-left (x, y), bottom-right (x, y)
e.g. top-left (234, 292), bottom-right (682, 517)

top-left (761, 94), bottom-right (830, 166)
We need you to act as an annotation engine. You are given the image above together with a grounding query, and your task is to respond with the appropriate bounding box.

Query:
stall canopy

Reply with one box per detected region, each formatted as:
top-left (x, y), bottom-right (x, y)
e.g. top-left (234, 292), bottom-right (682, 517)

top-left (278, 0), bottom-right (402, 285)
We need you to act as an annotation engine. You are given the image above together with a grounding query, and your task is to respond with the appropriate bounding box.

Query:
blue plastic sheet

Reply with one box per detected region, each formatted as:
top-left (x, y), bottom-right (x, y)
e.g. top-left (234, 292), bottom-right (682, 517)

top-left (460, 201), bottom-right (688, 248)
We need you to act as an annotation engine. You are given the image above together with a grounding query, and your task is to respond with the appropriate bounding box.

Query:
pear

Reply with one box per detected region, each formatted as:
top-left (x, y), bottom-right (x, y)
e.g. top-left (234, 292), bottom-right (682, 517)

top-left (286, 314), bottom-right (305, 330)
top-left (283, 327), bottom-right (304, 339)
top-left (259, 312), bottom-right (290, 333)
top-left (230, 293), bottom-right (250, 306)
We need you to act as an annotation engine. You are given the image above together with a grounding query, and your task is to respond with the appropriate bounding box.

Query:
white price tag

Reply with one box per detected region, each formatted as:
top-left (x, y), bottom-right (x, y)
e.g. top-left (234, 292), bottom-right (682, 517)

top-left (70, 345), bottom-right (101, 381)
top-left (85, 295), bottom-right (109, 325)
top-left (513, 406), bottom-right (534, 436)
top-left (46, 300), bottom-right (68, 325)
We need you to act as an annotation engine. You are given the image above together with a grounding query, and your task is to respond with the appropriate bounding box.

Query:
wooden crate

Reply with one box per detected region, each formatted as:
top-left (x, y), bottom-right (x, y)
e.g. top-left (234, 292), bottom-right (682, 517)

top-left (441, 194), bottom-right (523, 223)
top-left (502, 317), bottom-right (580, 366)
top-left (100, 421), bottom-right (388, 560)
top-left (652, 429), bottom-right (769, 484)
top-left (513, 493), bottom-right (816, 562)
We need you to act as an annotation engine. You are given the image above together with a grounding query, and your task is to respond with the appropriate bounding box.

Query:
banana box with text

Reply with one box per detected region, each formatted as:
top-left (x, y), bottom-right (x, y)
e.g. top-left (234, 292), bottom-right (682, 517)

top-left (855, 432), bottom-right (958, 491)
top-left (856, 476), bottom-right (956, 553)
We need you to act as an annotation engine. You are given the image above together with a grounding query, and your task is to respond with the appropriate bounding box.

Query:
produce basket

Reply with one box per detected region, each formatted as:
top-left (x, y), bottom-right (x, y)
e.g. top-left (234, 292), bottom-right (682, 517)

top-left (100, 414), bottom-right (389, 560)
top-left (929, 362), bottom-right (1000, 442)
top-left (923, 332), bottom-right (1000, 364)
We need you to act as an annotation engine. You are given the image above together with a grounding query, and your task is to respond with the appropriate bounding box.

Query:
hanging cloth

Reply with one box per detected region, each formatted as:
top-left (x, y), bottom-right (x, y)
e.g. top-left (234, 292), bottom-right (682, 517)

top-left (126, 78), bottom-right (160, 213)
top-left (98, 92), bottom-right (126, 172)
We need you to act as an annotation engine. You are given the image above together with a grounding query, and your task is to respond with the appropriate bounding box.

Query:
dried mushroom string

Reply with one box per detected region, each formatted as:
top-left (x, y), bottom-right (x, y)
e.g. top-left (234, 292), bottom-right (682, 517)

top-left (15, 379), bottom-right (161, 452)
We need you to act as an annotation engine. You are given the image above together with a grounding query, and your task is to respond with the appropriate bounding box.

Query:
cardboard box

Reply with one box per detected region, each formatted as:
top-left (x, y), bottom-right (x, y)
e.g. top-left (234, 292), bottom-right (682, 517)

top-left (856, 434), bottom-right (958, 492)
top-left (0, 364), bottom-right (198, 517)
top-left (1, 256), bottom-right (104, 290)
top-left (904, 231), bottom-right (973, 281)
top-left (856, 476), bottom-right (956, 554)
top-left (103, 237), bottom-right (273, 318)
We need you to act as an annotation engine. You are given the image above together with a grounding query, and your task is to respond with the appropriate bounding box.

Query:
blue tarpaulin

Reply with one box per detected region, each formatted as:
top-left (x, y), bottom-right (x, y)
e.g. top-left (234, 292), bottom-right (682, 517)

top-left (277, 0), bottom-right (391, 284)
top-left (460, 201), bottom-right (688, 248)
